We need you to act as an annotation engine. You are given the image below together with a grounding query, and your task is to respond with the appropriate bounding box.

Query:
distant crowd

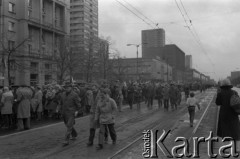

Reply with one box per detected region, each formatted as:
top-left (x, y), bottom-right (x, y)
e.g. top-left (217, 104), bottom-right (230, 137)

top-left (0, 80), bottom-right (210, 131)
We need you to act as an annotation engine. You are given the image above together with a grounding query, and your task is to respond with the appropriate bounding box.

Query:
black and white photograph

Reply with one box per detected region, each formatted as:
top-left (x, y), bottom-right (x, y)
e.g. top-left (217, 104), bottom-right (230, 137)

top-left (0, 0), bottom-right (240, 158)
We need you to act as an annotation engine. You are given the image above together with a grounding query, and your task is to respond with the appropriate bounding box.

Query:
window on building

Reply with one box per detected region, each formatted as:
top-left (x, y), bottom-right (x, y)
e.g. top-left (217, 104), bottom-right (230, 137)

top-left (45, 75), bottom-right (52, 85)
top-left (45, 63), bottom-right (52, 70)
top-left (28, 44), bottom-right (32, 54)
top-left (8, 21), bottom-right (14, 31)
top-left (28, 10), bottom-right (32, 18)
top-left (42, 33), bottom-right (45, 44)
top-left (28, 0), bottom-right (32, 8)
top-left (8, 41), bottom-right (15, 50)
top-left (9, 3), bottom-right (15, 13)
top-left (30, 74), bottom-right (38, 86)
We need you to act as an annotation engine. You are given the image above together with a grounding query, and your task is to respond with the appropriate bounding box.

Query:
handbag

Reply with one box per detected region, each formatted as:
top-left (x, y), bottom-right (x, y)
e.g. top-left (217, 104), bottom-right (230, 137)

top-left (230, 93), bottom-right (240, 115)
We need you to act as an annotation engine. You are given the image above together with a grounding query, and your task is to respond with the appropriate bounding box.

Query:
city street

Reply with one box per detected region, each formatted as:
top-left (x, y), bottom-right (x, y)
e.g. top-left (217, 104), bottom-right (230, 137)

top-left (0, 89), bottom-right (218, 159)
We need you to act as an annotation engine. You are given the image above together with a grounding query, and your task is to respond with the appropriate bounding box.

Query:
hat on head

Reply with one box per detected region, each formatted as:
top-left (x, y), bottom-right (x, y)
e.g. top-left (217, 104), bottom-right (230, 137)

top-left (220, 78), bottom-right (232, 88)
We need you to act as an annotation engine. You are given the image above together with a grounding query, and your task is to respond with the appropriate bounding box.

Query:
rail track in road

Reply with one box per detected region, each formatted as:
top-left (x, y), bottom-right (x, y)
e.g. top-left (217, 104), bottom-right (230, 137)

top-left (37, 104), bottom-right (164, 158)
top-left (41, 91), bottom-right (205, 159)
top-left (108, 89), bottom-right (216, 159)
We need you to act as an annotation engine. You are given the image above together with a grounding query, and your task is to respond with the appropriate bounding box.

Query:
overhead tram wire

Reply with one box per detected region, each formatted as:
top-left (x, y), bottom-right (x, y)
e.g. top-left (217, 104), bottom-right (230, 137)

top-left (121, 0), bottom-right (157, 27)
top-left (116, 0), bottom-right (175, 45)
top-left (115, 0), bottom-right (155, 29)
top-left (174, 0), bottom-right (216, 71)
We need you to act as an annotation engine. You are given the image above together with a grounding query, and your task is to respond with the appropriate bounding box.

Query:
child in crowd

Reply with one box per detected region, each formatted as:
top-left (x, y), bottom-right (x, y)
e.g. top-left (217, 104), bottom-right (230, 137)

top-left (186, 92), bottom-right (200, 127)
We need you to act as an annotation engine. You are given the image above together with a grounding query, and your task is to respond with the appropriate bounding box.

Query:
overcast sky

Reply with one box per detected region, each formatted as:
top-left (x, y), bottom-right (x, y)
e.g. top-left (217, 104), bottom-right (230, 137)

top-left (98, 0), bottom-right (240, 81)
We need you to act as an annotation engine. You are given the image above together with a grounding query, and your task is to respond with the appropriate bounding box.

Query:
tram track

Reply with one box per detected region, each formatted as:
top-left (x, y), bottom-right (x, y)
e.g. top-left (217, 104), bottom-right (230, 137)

top-left (108, 90), bottom-right (216, 159)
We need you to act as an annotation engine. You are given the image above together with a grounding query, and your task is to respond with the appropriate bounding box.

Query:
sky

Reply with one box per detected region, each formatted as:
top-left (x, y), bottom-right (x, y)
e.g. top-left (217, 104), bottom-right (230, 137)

top-left (98, 0), bottom-right (240, 81)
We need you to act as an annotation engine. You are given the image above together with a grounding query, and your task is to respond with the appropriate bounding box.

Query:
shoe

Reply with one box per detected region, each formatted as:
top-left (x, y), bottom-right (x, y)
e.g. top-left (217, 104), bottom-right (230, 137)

top-left (96, 144), bottom-right (103, 150)
top-left (62, 140), bottom-right (69, 145)
top-left (112, 140), bottom-right (116, 145)
top-left (86, 142), bottom-right (93, 146)
top-left (104, 138), bottom-right (108, 144)
top-left (70, 136), bottom-right (76, 140)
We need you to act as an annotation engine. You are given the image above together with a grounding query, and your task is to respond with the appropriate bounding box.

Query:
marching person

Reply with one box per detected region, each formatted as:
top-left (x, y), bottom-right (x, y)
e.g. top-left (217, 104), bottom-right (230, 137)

top-left (60, 83), bottom-right (81, 145)
top-left (95, 88), bottom-right (117, 150)
top-left (156, 84), bottom-right (163, 109)
top-left (186, 92), bottom-right (200, 127)
top-left (162, 84), bottom-right (170, 112)
top-left (86, 84), bottom-right (100, 146)
top-left (169, 83), bottom-right (178, 111)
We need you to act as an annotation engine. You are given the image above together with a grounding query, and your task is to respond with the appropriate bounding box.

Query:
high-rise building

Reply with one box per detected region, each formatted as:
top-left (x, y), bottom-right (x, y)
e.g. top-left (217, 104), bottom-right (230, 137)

top-left (70, 0), bottom-right (98, 54)
top-left (142, 28), bottom-right (165, 57)
top-left (70, 0), bottom-right (98, 80)
top-left (0, 0), bottom-right (70, 86)
top-left (185, 55), bottom-right (192, 70)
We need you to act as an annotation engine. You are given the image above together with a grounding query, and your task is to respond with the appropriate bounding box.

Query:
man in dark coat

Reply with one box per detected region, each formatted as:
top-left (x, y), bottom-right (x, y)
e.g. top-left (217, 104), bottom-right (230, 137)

top-left (60, 84), bottom-right (82, 145)
top-left (215, 79), bottom-right (240, 145)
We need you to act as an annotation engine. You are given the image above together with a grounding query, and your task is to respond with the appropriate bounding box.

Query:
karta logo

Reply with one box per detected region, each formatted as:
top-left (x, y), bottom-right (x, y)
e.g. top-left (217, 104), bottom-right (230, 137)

top-left (142, 130), bottom-right (239, 158)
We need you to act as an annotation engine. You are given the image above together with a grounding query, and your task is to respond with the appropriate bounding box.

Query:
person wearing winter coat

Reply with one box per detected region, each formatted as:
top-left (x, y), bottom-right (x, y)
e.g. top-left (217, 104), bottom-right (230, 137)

top-left (95, 88), bottom-right (117, 150)
top-left (162, 85), bottom-right (170, 111)
top-left (60, 84), bottom-right (82, 145)
top-left (156, 84), bottom-right (163, 109)
top-left (1, 87), bottom-right (14, 129)
top-left (169, 84), bottom-right (178, 111)
top-left (215, 78), bottom-right (240, 151)
top-left (16, 86), bottom-right (33, 130)
top-left (86, 84), bottom-right (100, 146)
top-left (32, 86), bottom-right (43, 121)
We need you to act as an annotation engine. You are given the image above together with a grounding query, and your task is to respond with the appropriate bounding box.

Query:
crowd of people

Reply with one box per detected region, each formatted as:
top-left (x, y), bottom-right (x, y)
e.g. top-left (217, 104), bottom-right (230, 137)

top-left (0, 80), bottom-right (209, 148)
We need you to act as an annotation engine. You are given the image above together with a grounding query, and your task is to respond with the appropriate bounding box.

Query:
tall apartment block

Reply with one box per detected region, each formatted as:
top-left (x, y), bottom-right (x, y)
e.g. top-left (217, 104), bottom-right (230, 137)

top-left (0, 0), bottom-right (70, 86)
top-left (185, 55), bottom-right (192, 70)
top-left (70, 0), bottom-right (98, 79)
top-left (142, 28), bottom-right (165, 58)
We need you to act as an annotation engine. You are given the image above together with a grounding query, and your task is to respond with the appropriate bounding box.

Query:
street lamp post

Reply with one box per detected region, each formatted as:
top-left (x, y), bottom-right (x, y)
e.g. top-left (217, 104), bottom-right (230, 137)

top-left (126, 43), bottom-right (141, 80)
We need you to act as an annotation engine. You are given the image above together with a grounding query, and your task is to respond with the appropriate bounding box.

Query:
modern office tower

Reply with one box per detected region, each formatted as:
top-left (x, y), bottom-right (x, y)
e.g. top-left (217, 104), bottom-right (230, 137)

top-left (142, 28), bottom-right (165, 58)
top-left (0, 0), bottom-right (70, 86)
top-left (185, 55), bottom-right (192, 70)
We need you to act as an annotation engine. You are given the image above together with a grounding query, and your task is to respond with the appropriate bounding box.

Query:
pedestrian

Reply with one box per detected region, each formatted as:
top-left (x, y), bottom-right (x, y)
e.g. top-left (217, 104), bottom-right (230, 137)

top-left (162, 84), bottom-right (170, 112)
top-left (156, 84), bottom-right (163, 109)
top-left (186, 92), bottom-right (200, 127)
top-left (169, 83), bottom-right (178, 111)
top-left (134, 84), bottom-right (142, 110)
top-left (32, 86), bottom-right (43, 121)
top-left (95, 88), bottom-right (117, 150)
top-left (60, 83), bottom-right (82, 145)
top-left (146, 82), bottom-right (155, 109)
top-left (1, 87), bottom-right (14, 129)
top-left (127, 83), bottom-right (135, 109)
top-left (86, 84), bottom-right (100, 146)
top-left (16, 85), bottom-right (33, 130)
top-left (215, 78), bottom-right (240, 151)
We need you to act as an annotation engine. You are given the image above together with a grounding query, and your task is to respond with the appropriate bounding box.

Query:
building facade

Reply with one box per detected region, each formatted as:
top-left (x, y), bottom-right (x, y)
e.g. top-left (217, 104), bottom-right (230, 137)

top-left (231, 71), bottom-right (240, 80)
top-left (142, 28), bottom-right (165, 58)
top-left (112, 58), bottom-right (172, 82)
top-left (0, 0), bottom-right (70, 86)
top-left (185, 55), bottom-right (192, 70)
top-left (70, 0), bottom-right (98, 80)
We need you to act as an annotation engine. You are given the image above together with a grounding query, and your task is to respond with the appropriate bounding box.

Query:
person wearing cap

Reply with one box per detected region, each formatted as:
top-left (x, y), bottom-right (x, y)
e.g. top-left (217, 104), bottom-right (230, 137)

top-left (95, 88), bottom-right (117, 150)
top-left (216, 78), bottom-right (240, 151)
top-left (60, 84), bottom-right (81, 145)
top-left (1, 87), bottom-right (14, 129)
top-left (186, 92), bottom-right (200, 127)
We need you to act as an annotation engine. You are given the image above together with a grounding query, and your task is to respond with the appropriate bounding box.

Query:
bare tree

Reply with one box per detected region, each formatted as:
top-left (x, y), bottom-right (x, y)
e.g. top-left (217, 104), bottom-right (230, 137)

top-left (0, 33), bottom-right (29, 86)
